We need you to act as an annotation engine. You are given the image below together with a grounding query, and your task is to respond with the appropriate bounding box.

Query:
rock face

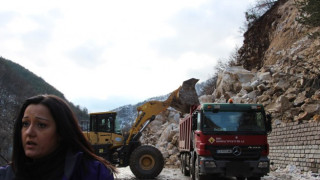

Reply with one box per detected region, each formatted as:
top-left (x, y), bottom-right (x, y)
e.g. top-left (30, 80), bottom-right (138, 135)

top-left (213, 0), bottom-right (320, 124)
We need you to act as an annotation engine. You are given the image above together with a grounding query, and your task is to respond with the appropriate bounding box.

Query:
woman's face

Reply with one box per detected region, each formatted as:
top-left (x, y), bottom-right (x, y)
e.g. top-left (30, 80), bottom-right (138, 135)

top-left (21, 104), bottom-right (60, 159)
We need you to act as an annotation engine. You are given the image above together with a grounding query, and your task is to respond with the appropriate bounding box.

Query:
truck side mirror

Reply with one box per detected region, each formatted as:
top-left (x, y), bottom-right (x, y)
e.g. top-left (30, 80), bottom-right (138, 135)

top-left (266, 114), bottom-right (272, 133)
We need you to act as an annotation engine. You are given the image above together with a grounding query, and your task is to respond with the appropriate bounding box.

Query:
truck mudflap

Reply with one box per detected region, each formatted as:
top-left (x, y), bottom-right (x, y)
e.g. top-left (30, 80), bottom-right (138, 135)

top-left (198, 156), bottom-right (270, 178)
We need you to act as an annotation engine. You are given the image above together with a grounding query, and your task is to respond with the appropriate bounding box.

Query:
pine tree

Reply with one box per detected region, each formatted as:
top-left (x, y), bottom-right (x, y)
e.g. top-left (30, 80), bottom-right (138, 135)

top-left (295, 0), bottom-right (320, 27)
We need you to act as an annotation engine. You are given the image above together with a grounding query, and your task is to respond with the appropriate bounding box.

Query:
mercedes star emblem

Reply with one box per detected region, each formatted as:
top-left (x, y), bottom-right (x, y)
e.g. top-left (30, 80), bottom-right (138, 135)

top-left (232, 146), bottom-right (242, 156)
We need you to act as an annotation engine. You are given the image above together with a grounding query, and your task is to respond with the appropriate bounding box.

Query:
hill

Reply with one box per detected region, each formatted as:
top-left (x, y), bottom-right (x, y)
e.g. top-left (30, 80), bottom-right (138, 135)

top-left (0, 57), bottom-right (89, 163)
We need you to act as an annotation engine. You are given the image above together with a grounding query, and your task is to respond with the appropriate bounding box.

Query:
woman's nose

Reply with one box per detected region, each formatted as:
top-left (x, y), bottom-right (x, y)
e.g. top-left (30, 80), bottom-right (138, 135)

top-left (25, 124), bottom-right (36, 136)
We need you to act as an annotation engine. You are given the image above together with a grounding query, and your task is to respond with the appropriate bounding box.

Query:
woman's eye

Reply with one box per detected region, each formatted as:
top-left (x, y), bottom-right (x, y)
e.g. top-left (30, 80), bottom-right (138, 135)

top-left (22, 121), bottom-right (29, 127)
top-left (38, 123), bottom-right (47, 128)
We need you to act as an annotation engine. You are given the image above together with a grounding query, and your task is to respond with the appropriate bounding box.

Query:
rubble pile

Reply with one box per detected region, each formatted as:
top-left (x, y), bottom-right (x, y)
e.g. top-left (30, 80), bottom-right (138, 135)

top-left (140, 108), bottom-right (181, 166)
top-left (212, 62), bottom-right (320, 124)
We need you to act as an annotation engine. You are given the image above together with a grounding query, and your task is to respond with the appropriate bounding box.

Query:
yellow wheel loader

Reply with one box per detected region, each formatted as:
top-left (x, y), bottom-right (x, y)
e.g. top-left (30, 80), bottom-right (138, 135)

top-left (83, 78), bottom-right (199, 179)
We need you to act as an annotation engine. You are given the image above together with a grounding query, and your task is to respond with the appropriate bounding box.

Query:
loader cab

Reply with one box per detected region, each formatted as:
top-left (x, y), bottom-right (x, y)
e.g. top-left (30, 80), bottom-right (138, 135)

top-left (90, 112), bottom-right (121, 134)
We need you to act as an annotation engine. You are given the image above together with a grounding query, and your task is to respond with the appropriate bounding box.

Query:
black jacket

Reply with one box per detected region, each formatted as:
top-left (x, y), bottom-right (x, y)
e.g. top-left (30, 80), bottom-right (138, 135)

top-left (0, 151), bottom-right (113, 180)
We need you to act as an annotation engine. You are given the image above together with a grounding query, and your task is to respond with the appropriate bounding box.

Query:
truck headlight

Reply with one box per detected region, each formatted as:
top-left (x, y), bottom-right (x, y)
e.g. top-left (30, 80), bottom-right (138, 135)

top-left (258, 161), bottom-right (269, 168)
top-left (204, 161), bottom-right (216, 168)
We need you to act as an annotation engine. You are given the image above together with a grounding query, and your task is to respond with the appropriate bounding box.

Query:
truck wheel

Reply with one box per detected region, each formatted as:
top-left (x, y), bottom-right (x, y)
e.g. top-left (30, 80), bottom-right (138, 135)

top-left (195, 156), bottom-right (205, 180)
top-left (180, 153), bottom-right (190, 176)
top-left (180, 154), bottom-right (185, 174)
top-left (190, 154), bottom-right (195, 180)
top-left (183, 154), bottom-right (190, 176)
top-left (129, 145), bottom-right (164, 179)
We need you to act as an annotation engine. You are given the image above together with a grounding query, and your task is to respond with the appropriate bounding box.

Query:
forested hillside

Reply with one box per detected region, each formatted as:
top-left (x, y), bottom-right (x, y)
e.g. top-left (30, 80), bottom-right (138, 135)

top-left (0, 57), bottom-right (89, 163)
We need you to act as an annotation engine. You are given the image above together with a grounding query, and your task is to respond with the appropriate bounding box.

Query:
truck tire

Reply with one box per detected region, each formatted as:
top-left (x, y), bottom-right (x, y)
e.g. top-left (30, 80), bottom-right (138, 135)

top-left (190, 154), bottom-right (195, 180)
top-left (129, 145), bottom-right (164, 179)
top-left (183, 154), bottom-right (190, 176)
top-left (180, 154), bottom-right (185, 174)
top-left (195, 156), bottom-right (206, 180)
top-left (180, 153), bottom-right (190, 176)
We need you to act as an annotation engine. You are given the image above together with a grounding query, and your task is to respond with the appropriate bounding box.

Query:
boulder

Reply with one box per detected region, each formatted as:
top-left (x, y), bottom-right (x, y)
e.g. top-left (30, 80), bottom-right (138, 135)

top-left (159, 123), bottom-right (178, 143)
top-left (294, 112), bottom-right (309, 122)
top-left (149, 119), bottom-right (164, 133)
top-left (257, 84), bottom-right (267, 92)
top-left (301, 103), bottom-right (320, 114)
top-left (214, 66), bottom-right (254, 99)
top-left (275, 95), bottom-right (292, 113)
top-left (199, 95), bottom-right (214, 103)
top-left (257, 71), bottom-right (272, 82)
top-left (294, 92), bottom-right (306, 106)
top-left (242, 83), bottom-right (254, 92)
top-left (171, 134), bottom-right (179, 146)
top-left (312, 90), bottom-right (320, 100)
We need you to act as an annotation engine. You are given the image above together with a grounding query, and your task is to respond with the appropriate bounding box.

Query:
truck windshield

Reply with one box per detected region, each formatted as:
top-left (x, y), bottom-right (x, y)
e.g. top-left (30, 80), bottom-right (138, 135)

top-left (202, 111), bottom-right (266, 133)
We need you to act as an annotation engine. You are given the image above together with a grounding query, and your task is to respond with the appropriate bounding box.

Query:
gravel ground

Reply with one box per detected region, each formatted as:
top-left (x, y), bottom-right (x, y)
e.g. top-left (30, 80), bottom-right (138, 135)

top-left (114, 165), bottom-right (320, 180)
top-left (115, 166), bottom-right (190, 180)
top-left (262, 165), bottom-right (320, 180)
top-left (114, 166), bottom-right (233, 180)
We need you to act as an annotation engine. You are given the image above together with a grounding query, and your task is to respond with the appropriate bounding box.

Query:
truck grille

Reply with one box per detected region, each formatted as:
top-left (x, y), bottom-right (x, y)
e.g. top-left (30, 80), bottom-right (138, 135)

top-left (205, 145), bottom-right (262, 160)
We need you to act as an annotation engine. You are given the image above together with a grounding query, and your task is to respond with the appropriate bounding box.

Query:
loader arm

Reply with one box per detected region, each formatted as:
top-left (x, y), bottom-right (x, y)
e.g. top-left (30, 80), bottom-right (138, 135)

top-left (125, 87), bottom-right (181, 145)
top-left (125, 78), bottom-right (199, 145)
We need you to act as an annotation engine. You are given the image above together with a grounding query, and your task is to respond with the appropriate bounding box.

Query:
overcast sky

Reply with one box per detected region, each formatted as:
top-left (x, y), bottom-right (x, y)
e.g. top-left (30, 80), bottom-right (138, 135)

top-left (0, 0), bottom-right (255, 112)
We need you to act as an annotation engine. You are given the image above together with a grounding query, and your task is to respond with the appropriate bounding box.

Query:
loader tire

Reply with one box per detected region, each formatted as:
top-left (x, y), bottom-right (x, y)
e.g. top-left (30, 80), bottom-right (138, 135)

top-left (129, 145), bottom-right (164, 179)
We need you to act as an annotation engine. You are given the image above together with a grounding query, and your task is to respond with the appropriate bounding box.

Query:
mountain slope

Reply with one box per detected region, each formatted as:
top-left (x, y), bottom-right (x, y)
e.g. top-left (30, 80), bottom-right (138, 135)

top-left (0, 57), bottom-right (88, 163)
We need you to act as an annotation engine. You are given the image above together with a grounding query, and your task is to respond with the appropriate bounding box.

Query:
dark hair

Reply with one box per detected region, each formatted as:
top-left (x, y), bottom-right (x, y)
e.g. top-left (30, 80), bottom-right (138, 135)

top-left (12, 94), bottom-right (116, 173)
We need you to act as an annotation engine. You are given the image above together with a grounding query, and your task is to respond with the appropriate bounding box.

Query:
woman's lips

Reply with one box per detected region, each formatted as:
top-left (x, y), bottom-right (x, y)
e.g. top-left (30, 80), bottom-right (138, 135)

top-left (25, 141), bottom-right (37, 148)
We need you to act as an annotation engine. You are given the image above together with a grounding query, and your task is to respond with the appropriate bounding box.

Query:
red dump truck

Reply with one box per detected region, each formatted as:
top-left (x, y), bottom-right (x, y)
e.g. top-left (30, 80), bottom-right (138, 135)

top-left (179, 102), bottom-right (272, 180)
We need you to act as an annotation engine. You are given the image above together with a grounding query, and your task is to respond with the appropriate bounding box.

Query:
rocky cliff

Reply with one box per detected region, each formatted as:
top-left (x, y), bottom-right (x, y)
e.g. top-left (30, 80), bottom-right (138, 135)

top-left (214, 0), bottom-right (320, 123)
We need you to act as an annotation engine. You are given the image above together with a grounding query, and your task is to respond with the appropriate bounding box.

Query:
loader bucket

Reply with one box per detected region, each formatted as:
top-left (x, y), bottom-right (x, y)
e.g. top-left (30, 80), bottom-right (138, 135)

top-left (171, 78), bottom-right (200, 114)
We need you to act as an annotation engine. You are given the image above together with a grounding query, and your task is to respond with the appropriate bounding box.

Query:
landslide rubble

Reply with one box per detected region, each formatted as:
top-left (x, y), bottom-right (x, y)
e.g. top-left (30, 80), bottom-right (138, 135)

top-left (140, 109), bottom-right (181, 166)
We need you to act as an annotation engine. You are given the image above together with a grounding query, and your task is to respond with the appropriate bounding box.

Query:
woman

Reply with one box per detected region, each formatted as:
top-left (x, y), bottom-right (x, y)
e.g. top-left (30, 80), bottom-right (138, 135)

top-left (0, 95), bottom-right (116, 180)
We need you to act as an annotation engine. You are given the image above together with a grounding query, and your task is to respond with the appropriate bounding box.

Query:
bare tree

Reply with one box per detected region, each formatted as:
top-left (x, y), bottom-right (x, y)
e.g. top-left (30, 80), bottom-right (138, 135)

top-left (241, 0), bottom-right (278, 32)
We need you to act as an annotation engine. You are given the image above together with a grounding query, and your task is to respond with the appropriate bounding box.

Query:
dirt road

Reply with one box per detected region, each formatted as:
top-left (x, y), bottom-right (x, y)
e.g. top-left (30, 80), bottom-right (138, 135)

top-left (114, 166), bottom-right (320, 180)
